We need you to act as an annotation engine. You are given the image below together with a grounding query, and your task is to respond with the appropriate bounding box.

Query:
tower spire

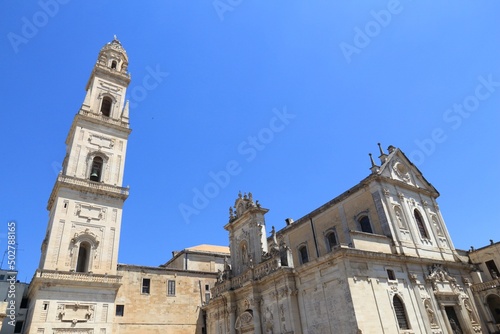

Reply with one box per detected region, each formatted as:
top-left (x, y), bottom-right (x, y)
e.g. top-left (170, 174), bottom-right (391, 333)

top-left (369, 153), bottom-right (380, 174)
top-left (378, 142), bottom-right (388, 164)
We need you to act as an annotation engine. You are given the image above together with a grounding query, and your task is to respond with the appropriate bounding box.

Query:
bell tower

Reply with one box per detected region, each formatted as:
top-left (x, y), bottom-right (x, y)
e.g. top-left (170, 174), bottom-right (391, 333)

top-left (39, 37), bottom-right (131, 275)
top-left (26, 38), bottom-right (131, 334)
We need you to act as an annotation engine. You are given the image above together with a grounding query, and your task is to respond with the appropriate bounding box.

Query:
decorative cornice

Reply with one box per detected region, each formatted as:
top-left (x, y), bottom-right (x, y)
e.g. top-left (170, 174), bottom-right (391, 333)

top-left (47, 174), bottom-right (129, 210)
top-left (29, 269), bottom-right (122, 292)
top-left (78, 110), bottom-right (131, 131)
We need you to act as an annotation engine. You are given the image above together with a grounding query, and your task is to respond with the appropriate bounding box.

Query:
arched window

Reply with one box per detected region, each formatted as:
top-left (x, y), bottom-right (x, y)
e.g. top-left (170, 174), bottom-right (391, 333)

top-left (76, 242), bottom-right (91, 272)
top-left (414, 209), bottom-right (429, 239)
top-left (359, 216), bottom-right (373, 234)
top-left (100, 97), bottom-right (112, 117)
top-left (486, 294), bottom-right (500, 324)
top-left (393, 295), bottom-right (410, 330)
top-left (325, 231), bottom-right (338, 252)
top-left (298, 245), bottom-right (309, 264)
top-left (90, 156), bottom-right (103, 182)
top-left (111, 60), bottom-right (117, 69)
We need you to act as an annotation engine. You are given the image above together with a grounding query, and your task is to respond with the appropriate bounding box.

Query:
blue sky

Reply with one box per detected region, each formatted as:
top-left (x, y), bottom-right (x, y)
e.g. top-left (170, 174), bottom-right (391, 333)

top-left (1, 1), bottom-right (499, 282)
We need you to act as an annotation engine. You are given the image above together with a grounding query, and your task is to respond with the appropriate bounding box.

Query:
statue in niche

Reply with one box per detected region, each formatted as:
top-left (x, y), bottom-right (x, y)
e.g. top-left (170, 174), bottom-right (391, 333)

top-left (432, 217), bottom-right (443, 236)
top-left (424, 300), bottom-right (437, 326)
top-left (394, 206), bottom-right (406, 229)
top-left (464, 299), bottom-right (477, 323)
top-left (217, 269), bottom-right (223, 283)
top-left (449, 319), bottom-right (462, 334)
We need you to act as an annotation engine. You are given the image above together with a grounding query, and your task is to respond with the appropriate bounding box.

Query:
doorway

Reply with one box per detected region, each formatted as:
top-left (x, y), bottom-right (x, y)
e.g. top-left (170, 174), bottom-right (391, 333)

top-left (445, 306), bottom-right (463, 333)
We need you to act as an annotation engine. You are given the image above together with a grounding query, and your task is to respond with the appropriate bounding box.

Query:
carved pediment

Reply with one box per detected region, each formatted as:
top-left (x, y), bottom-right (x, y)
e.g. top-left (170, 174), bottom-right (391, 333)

top-left (71, 228), bottom-right (99, 247)
top-left (376, 148), bottom-right (438, 195)
top-left (426, 264), bottom-right (458, 295)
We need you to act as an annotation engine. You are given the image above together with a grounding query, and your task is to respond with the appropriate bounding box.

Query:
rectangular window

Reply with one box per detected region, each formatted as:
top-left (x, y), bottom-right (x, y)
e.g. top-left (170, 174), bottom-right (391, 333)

top-left (387, 269), bottom-right (396, 281)
top-left (115, 304), bottom-right (124, 317)
top-left (0, 275), bottom-right (5, 280)
top-left (14, 321), bottom-right (23, 333)
top-left (205, 292), bottom-right (211, 303)
top-left (20, 298), bottom-right (28, 308)
top-left (205, 284), bottom-right (210, 291)
top-left (167, 280), bottom-right (176, 296)
top-left (142, 278), bottom-right (151, 294)
top-left (485, 260), bottom-right (499, 278)
top-left (299, 246), bottom-right (309, 264)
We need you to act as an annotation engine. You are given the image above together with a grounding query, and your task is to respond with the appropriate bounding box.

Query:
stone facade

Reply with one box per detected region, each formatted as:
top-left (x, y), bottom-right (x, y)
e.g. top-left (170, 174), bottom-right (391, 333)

top-left (205, 146), bottom-right (485, 334)
top-left (23, 40), bottom-right (495, 334)
top-left (469, 241), bottom-right (500, 333)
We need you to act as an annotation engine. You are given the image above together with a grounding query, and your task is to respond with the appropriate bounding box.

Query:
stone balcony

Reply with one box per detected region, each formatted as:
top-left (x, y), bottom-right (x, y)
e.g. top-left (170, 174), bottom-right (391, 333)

top-left (58, 174), bottom-right (129, 197)
top-left (211, 258), bottom-right (284, 298)
top-left (79, 109), bottom-right (130, 129)
top-left (471, 277), bottom-right (500, 293)
top-left (48, 174), bottom-right (129, 209)
top-left (32, 269), bottom-right (122, 289)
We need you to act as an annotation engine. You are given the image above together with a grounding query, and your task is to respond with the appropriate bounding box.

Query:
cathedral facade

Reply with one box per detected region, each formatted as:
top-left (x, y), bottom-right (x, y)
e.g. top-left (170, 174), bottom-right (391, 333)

top-left (205, 148), bottom-right (484, 334)
top-left (22, 39), bottom-right (496, 333)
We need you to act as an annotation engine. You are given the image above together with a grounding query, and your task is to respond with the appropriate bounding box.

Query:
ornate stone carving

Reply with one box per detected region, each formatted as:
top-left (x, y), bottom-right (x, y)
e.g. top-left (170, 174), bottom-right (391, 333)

top-left (230, 192), bottom-right (259, 221)
top-left (393, 205), bottom-right (407, 229)
top-left (409, 273), bottom-right (419, 284)
top-left (424, 299), bottom-right (438, 328)
top-left (426, 264), bottom-right (459, 295)
top-left (431, 216), bottom-right (443, 236)
top-left (88, 133), bottom-right (115, 149)
top-left (75, 203), bottom-right (106, 222)
top-left (392, 160), bottom-right (411, 183)
top-left (70, 228), bottom-right (99, 247)
top-left (235, 311), bottom-right (253, 330)
top-left (264, 307), bottom-right (274, 333)
top-left (463, 299), bottom-right (478, 324)
top-left (57, 303), bottom-right (95, 323)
